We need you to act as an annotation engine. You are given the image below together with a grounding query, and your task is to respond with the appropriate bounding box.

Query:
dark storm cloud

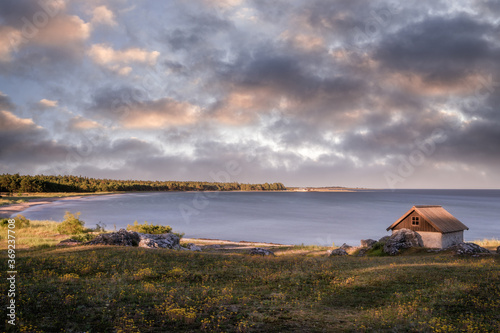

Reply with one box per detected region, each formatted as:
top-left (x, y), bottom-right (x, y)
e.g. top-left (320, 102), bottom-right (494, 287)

top-left (374, 15), bottom-right (498, 83)
top-left (0, 109), bottom-right (68, 172)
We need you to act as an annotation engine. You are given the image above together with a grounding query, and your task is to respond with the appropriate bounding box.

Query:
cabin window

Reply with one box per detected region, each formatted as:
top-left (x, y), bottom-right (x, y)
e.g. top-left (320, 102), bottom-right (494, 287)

top-left (412, 216), bottom-right (420, 226)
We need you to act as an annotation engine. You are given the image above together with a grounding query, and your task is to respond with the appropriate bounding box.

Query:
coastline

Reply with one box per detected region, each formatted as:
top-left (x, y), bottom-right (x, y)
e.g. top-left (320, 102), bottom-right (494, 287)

top-left (0, 193), bottom-right (125, 219)
top-left (0, 196), bottom-right (85, 219)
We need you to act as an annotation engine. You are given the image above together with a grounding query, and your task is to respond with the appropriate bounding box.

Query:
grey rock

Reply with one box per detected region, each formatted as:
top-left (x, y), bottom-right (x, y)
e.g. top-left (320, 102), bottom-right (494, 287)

top-left (138, 233), bottom-right (180, 249)
top-left (249, 247), bottom-right (275, 256)
top-left (340, 243), bottom-right (359, 255)
top-left (204, 244), bottom-right (222, 249)
top-left (378, 236), bottom-right (391, 243)
top-left (86, 229), bottom-right (140, 246)
top-left (360, 239), bottom-right (377, 248)
top-left (383, 228), bottom-right (423, 255)
top-left (57, 238), bottom-right (82, 246)
top-left (185, 243), bottom-right (202, 252)
top-left (448, 242), bottom-right (491, 255)
top-left (329, 248), bottom-right (348, 256)
top-left (86, 229), bottom-right (180, 249)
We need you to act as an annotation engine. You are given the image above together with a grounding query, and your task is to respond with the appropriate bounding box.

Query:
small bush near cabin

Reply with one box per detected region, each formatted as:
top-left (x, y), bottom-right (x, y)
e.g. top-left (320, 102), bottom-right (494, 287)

top-left (127, 221), bottom-right (172, 234)
top-left (57, 211), bottom-right (85, 235)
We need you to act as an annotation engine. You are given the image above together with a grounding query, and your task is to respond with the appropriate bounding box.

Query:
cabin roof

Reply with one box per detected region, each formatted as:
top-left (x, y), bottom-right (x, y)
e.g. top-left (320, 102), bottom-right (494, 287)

top-left (386, 205), bottom-right (469, 233)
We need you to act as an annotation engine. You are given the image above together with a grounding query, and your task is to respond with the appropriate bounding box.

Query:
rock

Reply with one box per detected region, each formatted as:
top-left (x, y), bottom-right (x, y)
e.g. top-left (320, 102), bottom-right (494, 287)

top-left (248, 247), bottom-right (275, 256)
top-left (360, 239), bottom-right (377, 248)
top-left (138, 233), bottom-right (180, 249)
top-left (378, 236), bottom-right (390, 243)
top-left (497, 245), bottom-right (500, 254)
top-left (86, 229), bottom-right (180, 249)
top-left (57, 238), bottom-right (82, 246)
top-left (357, 248), bottom-right (368, 256)
top-left (86, 229), bottom-right (140, 246)
top-left (204, 244), bottom-right (221, 249)
top-left (329, 248), bottom-right (348, 256)
top-left (383, 228), bottom-right (423, 255)
top-left (448, 242), bottom-right (491, 255)
top-left (185, 243), bottom-right (202, 252)
top-left (339, 243), bottom-right (359, 255)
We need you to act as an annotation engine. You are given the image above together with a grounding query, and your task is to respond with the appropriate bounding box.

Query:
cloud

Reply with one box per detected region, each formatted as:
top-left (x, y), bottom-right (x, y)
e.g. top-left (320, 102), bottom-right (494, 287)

top-left (67, 116), bottom-right (102, 130)
top-left (88, 43), bottom-right (160, 74)
top-left (0, 26), bottom-right (23, 62)
top-left (91, 6), bottom-right (117, 27)
top-left (88, 86), bottom-right (199, 129)
top-left (38, 99), bottom-right (58, 108)
top-left (0, 110), bottom-right (40, 132)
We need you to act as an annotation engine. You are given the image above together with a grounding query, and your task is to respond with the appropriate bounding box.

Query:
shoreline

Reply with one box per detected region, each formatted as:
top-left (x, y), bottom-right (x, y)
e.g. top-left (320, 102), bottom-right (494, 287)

top-left (0, 196), bottom-right (86, 219)
top-left (0, 193), bottom-right (125, 219)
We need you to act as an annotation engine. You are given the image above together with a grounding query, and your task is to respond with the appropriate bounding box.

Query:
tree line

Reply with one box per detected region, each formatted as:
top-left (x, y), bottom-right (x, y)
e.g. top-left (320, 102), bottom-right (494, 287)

top-left (0, 174), bottom-right (287, 193)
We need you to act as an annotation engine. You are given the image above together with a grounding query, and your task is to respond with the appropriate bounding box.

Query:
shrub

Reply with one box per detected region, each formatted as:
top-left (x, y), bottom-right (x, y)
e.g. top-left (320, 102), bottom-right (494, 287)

top-left (94, 221), bottom-right (107, 232)
top-left (72, 233), bottom-right (97, 242)
top-left (0, 214), bottom-right (30, 228)
top-left (126, 221), bottom-right (172, 234)
top-left (57, 211), bottom-right (85, 235)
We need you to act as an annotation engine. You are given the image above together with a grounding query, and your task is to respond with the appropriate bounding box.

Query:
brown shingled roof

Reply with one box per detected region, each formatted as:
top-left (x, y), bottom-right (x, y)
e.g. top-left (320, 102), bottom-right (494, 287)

top-left (387, 205), bottom-right (469, 233)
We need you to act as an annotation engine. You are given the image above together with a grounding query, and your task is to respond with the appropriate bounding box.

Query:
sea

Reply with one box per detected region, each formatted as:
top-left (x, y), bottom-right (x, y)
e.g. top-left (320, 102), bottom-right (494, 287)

top-left (18, 190), bottom-right (500, 246)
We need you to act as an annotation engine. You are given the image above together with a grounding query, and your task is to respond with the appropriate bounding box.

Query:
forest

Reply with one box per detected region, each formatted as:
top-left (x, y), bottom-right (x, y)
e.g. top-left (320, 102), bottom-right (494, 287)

top-left (0, 174), bottom-right (286, 193)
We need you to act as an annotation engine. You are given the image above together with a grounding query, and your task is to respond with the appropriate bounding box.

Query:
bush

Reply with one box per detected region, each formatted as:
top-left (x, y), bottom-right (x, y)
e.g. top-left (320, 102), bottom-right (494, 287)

top-left (72, 233), bottom-right (97, 242)
top-left (126, 221), bottom-right (172, 234)
top-left (57, 211), bottom-right (85, 235)
top-left (0, 214), bottom-right (30, 228)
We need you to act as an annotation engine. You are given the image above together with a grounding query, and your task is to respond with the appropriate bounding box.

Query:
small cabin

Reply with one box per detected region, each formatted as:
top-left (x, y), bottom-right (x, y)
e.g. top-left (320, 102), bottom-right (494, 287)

top-left (387, 205), bottom-right (469, 249)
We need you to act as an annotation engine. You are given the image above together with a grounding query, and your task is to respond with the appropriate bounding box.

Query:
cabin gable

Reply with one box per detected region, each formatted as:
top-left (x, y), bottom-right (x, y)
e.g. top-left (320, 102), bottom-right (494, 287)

top-left (393, 210), bottom-right (439, 233)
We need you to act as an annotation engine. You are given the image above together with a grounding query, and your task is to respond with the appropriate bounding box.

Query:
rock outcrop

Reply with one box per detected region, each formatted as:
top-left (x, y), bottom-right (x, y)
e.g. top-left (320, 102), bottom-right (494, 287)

top-left (339, 243), bottom-right (359, 255)
top-left (185, 243), bottom-right (202, 252)
top-left (57, 238), bottom-right (82, 246)
top-left (448, 242), bottom-right (490, 255)
top-left (86, 229), bottom-right (141, 246)
top-left (248, 247), bottom-right (275, 256)
top-left (86, 229), bottom-right (183, 250)
top-left (497, 245), bottom-right (500, 254)
top-left (360, 239), bottom-right (377, 248)
top-left (328, 248), bottom-right (348, 256)
top-left (383, 228), bottom-right (423, 255)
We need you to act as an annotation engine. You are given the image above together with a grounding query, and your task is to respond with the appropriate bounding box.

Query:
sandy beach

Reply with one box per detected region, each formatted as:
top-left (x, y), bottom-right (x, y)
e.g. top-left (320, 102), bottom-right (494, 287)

top-left (0, 196), bottom-right (87, 219)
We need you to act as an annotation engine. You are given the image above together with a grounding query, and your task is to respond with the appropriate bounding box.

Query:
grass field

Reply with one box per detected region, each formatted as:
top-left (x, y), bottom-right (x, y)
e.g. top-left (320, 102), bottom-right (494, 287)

top-left (1, 222), bottom-right (499, 332)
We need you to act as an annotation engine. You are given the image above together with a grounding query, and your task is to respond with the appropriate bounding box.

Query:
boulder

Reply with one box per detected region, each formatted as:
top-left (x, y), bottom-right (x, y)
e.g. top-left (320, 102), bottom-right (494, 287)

top-left (360, 239), bottom-right (377, 248)
top-left (328, 248), bottom-right (348, 256)
top-left (249, 247), bottom-right (275, 256)
top-left (448, 242), bottom-right (490, 255)
top-left (378, 236), bottom-right (391, 243)
top-left (86, 229), bottom-right (140, 246)
top-left (497, 245), bottom-right (500, 254)
top-left (340, 243), bottom-right (359, 255)
top-left (185, 243), bottom-right (202, 252)
top-left (138, 233), bottom-right (180, 249)
top-left (86, 229), bottom-right (180, 249)
top-left (57, 238), bottom-right (82, 246)
top-left (383, 228), bottom-right (423, 255)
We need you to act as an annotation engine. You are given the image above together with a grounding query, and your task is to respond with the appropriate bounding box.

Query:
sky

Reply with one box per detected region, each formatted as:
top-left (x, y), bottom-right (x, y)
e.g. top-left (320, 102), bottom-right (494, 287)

top-left (0, 0), bottom-right (499, 189)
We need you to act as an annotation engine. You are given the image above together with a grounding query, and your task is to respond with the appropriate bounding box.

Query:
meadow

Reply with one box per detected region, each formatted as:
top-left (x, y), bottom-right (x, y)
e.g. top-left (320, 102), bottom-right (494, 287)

top-left (1, 221), bottom-right (499, 332)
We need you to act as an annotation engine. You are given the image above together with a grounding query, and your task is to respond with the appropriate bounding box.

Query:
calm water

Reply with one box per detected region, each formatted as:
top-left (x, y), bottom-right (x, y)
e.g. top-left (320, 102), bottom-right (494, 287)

top-left (19, 190), bottom-right (500, 246)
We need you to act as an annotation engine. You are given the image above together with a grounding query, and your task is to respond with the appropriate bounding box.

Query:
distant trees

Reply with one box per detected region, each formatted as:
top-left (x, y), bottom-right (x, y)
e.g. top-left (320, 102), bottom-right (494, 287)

top-left (0, 173), bottom-right (287, 193)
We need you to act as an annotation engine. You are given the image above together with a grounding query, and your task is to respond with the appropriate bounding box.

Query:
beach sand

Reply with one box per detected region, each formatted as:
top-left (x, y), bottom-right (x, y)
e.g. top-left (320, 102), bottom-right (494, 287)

top-left (0, 196), bottom-right (85, 219)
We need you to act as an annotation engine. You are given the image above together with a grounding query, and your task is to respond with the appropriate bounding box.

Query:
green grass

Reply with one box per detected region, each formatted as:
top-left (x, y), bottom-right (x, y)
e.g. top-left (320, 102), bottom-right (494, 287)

top-left (0, 223), bottom-right (499, 332)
